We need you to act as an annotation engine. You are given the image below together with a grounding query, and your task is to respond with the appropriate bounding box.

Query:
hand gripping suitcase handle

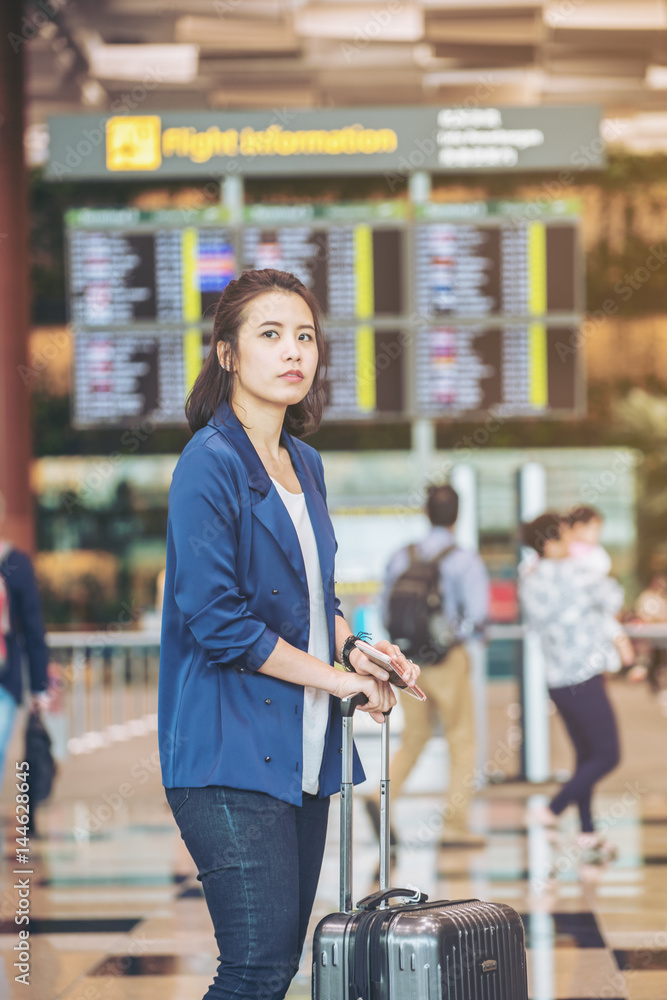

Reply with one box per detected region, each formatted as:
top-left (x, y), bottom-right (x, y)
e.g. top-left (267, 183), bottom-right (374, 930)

top-left (340, 692), bottom-right (369, 717)
top-left (341, 694), bottom-right (393, 718)
top-left (357, 887), bottom-right (429, 911)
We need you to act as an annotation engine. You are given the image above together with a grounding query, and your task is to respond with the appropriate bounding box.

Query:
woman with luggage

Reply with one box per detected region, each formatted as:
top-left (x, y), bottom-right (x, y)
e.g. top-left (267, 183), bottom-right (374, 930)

top-left (158, 267), bottom-right (417, 1000)
top-left (520, 512), bottom-right (622, 862)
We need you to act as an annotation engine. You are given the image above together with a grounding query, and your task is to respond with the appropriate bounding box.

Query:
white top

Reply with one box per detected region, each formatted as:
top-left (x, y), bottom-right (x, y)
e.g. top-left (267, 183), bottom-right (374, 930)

top-left (271, 478), bottom-right (331, 795)
top-left (519, 556), bottom-right (624, 688)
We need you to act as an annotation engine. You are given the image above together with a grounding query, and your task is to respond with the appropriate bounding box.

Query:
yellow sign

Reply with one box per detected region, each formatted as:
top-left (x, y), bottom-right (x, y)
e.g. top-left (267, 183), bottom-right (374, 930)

top-left (105, 117), bottom-right (398, 170)
top-left (106, 116), bottom-right (162, 172)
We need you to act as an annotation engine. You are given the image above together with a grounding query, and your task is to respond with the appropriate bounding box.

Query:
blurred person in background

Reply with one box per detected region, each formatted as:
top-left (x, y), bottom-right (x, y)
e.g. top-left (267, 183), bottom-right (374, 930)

top-left (560, 505), bottom-right (635, 670)
top-left (158, 269), bottom-right (416, 1000)
top-left (520, 512), bottom-right (623, 862)
top-left (632, 573), bottom-right (667, 691)
top-left (367, 483), bottom-right (490, 848)
top-left (0, 491), bottom-right (51, 794)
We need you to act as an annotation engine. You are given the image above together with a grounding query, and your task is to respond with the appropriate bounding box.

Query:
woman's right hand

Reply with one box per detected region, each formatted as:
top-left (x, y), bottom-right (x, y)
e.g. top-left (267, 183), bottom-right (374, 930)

top-left (330, 670), bottom-right (396, 724)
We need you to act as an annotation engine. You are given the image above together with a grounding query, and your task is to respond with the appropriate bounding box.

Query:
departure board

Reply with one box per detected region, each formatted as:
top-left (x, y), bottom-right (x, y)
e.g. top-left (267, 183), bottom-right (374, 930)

top-left (324, 327), bottom-right (405, 420)
top-left (66, 200), bottom-right (583, 427)
top-left (67, 209), bottom-right (236, 328)
top-left (414, 324), bottom-right (578, 416)
top-left (240, 225), bottom-right (403, 319)
top-left (415, 220), bottom-right (578, 318)
top-left (74, 331), bottom-right (187, 426)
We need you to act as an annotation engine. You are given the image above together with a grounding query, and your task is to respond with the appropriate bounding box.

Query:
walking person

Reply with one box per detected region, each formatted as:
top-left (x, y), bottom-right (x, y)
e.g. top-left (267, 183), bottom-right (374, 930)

top-left (560, 505), bottom-right (635, 669)
top-left (0, 491), bottom-right (50, 795)
top-left (158, 268), bottom-right (418, 1000)
top-left (367, 483), bottom-right (489, 848)
top-left (520, 512), bottom-right (622, 860)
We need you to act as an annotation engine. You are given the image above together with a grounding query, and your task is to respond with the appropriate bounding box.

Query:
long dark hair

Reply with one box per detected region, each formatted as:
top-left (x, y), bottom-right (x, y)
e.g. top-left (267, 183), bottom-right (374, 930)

top-left (185, 268), bottom-right (327, 436)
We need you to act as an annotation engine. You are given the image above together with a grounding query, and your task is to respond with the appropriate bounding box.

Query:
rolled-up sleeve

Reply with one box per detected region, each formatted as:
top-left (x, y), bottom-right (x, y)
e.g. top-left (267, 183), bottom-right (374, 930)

top-left (169, 445), bottom-right (279, 671)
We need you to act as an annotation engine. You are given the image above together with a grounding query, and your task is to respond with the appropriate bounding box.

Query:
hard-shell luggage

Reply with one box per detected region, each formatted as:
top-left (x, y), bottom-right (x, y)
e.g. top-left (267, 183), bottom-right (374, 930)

top-left (312, 693), bottom-right (529, 1000)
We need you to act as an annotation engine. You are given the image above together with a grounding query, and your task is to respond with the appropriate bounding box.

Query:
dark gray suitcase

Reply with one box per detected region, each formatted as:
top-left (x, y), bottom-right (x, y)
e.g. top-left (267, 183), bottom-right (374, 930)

top-left (312, 694), bottom-right (529, 1000)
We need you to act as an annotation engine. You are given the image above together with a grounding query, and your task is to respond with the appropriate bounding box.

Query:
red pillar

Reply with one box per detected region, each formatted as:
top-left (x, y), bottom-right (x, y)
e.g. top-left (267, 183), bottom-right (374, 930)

top-left (0, 0), bottom-right (34, 551)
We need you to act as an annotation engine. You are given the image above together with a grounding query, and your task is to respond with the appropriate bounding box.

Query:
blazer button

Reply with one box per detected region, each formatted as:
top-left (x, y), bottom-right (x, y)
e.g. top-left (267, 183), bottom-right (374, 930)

top-left (272, 589), bottom-right (279, 595)
top-left (339, 747), bottom-right (343, 754)
top-left (265, 756), bottom-right (271, 763)
top-left (265, 698), bottom-right (271, 705)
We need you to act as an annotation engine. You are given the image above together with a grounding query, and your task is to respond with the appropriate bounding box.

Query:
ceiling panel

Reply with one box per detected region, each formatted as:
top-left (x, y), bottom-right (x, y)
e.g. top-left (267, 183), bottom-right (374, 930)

top-left (175, 15), bottom-right (301, 52)
top-left (294, 3), bottom-right (424, 40)
top-left (425, 10), bottom-right (542, 44)
top-left (20, 0), bottom-right (667, 151)
top-left (210, 86), bottom-right (320, 108)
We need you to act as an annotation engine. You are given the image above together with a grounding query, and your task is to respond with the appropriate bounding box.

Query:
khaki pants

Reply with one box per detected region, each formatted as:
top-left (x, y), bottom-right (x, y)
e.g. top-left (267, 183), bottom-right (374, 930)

top-left (387, 644), bottom-right (476, 835)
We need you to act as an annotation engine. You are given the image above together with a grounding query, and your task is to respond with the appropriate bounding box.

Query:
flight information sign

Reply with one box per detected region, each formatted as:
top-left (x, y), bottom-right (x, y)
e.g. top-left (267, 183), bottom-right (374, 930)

top-left (415, 218), bottom-right (579, 318)
top-left (240, 202), bottom-right (405, 321)
top-left (65, 200), bottom-right (583, 426)
top-left (73, 330), bottom-right (187, 426)
top-left (324, 327), bottom-right (405, 420)
top-left (241, 225), bottom-right (403, 319)
top-left (414, 324), bottom-right (579, 416)
top-left (67, 207), bottom-right (235, 327)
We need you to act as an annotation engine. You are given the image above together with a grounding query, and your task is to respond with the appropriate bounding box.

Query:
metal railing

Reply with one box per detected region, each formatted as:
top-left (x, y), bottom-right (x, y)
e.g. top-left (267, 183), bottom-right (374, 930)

top-left (44, 622), bottom-right (667, 759)
top-left (46, 631), bottom-right (161, 754)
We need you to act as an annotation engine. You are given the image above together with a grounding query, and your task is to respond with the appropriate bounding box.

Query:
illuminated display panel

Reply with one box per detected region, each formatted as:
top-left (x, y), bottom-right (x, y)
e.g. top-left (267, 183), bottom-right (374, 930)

top-left (415, 220), bottom-right (579, 318)
top-left (324, 327), bottom-right (405, 421)
top-left (68, 222), bottom-right (235, 327)
top-left (414, 324), bottom-right (578, 417)
top-left (66, 202), bottom-right (582, 427)
top-left (240, 225), bottom-right (403, 320)
top-left (73, 330), bottom-right (187, 427)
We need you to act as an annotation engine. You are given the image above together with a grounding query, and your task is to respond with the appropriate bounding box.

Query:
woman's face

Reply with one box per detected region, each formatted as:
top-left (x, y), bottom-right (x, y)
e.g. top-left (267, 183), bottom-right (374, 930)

top-left (220, 290), bottom-right (319, 415)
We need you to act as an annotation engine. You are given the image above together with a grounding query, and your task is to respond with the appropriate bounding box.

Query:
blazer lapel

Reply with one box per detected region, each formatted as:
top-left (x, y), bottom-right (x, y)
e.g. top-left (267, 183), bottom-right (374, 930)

top-left (209, 403), bottom-right (306, 583)
top-left (251, 492), bottom-right (306, 583)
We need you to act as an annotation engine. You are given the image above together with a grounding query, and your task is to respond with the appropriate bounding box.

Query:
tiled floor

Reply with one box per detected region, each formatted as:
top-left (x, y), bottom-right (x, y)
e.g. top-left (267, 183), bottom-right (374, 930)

top-left (0, 677), bottom-right (666, 1000)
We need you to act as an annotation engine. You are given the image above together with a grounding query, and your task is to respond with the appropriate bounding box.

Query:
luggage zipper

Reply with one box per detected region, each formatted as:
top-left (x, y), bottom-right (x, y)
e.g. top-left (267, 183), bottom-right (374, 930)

top-left (368, 908), bottom-right (395, 999)
top-left (349, 910), bottom-right (372, 1000)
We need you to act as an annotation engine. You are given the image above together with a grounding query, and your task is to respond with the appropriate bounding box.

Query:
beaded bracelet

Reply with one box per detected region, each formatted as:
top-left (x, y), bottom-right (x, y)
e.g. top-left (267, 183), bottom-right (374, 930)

top-left (339, 632), bottom-right (371, 671)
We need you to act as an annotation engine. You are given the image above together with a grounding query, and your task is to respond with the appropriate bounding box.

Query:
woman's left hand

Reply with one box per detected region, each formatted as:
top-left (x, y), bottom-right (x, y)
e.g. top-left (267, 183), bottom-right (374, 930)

top-left (349, 639), bottom-right (421, 688)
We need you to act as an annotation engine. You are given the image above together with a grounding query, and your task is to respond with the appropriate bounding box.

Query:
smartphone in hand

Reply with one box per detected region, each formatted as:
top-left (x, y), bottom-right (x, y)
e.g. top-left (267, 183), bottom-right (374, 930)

top-left (354, 640), bottom-right (427, 702)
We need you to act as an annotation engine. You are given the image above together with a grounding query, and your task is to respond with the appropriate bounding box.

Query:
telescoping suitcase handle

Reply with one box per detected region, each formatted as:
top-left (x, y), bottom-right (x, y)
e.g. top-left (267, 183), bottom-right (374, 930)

top-left (340, 693), bottom-right (395, 913)
top-left (357, 887), bottom-right (428, 911)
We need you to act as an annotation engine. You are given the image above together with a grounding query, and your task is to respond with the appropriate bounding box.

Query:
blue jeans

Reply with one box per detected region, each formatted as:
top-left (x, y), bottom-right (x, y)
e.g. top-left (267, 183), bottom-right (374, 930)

top-left (549, 673), bottom-right (620, 833)
top-left (0, 686), bottom-right (17, 797)
top-left (165, 785), bottom-right (330, 1000)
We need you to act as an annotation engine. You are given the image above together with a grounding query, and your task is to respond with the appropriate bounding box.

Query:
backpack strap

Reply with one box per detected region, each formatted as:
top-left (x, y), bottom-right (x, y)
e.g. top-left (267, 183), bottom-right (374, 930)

top-left (406, 542), bottom-right (458, 566)
top-left (429, 543), bottom-right (457, 565)
top-left (406, 543), bottom-right (420, 566)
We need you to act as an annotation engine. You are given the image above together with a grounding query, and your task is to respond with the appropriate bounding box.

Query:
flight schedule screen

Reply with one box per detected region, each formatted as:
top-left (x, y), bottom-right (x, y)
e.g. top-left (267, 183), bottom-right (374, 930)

top-left (65, 201), bottom-right (583, 426)
top-left (68, 222), bottom-right (235, 327)
top-left (414, 324), bottom-right (578, 417)
top-left (240, 225), bottom-right (403, 319)
top-left (415, 220), bottom-right (578, 318)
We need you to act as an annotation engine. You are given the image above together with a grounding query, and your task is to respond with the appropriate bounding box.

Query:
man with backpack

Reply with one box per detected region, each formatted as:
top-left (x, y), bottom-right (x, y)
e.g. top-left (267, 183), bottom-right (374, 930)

top-left (367, 483), bottom-right (489, 848)
top-left (0, 490), bottom-right (50, 795)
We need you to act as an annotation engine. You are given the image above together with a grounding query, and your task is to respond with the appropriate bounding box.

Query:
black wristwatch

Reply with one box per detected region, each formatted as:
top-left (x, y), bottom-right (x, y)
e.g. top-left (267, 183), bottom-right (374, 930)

top-left (340, 634), bottom-right (362, 672)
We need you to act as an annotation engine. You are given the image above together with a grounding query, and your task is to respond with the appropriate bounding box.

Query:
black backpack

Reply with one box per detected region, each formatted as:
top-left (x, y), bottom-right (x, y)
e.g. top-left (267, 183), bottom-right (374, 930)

top-left (387, 544), bottom-right (458, 666)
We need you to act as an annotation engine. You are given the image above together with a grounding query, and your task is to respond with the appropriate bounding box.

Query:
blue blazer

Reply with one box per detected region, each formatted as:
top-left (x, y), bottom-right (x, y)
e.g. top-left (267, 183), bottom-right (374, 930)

top-left (158, 401), bottom-right (364, 803)
top-left (0, 547), bottom-right (49, 705)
